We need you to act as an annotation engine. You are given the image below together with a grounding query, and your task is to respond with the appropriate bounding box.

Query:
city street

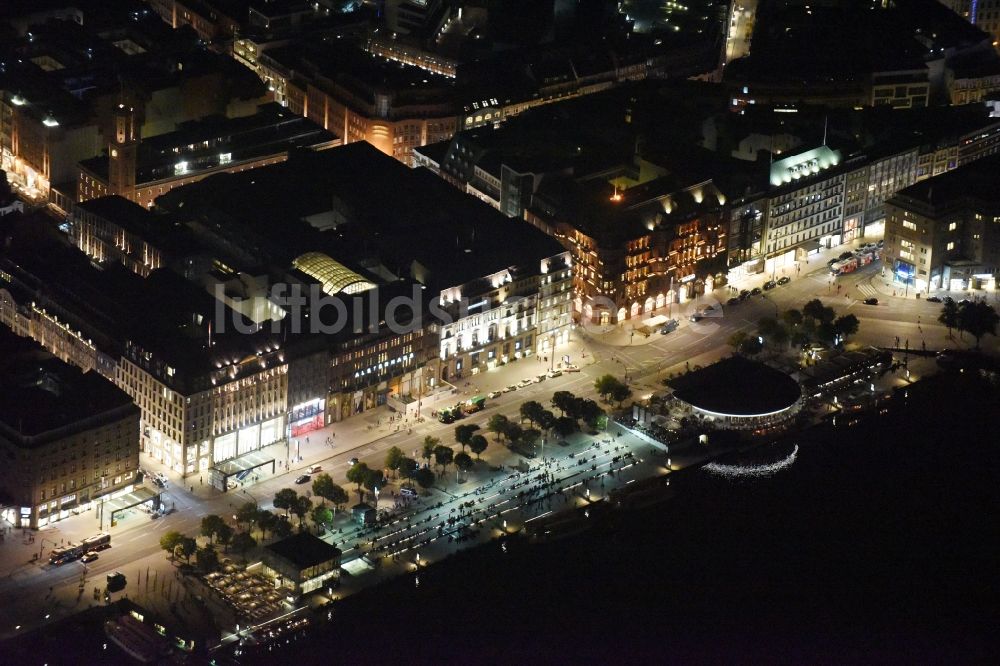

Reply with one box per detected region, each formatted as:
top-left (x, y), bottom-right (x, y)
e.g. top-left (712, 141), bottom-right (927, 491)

top-left (724, 0), bottom-right (757, 64)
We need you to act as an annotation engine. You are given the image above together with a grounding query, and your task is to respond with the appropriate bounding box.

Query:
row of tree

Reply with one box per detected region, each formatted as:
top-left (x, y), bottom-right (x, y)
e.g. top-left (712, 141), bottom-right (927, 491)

top-left (937, 300), bottom-right (999, 348)
top-left (159, 529), bottom-right (255, 573)
top-left (729, 299), bottom-right (860, 355)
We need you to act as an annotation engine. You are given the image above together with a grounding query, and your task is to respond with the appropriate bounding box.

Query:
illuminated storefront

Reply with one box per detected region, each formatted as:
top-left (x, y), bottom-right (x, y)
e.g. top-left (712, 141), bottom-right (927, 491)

top-left (289, 398), bottom-right (324, 437)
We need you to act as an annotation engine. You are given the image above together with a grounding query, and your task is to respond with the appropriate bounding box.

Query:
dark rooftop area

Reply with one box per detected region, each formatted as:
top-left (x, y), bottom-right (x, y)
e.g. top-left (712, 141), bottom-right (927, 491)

top-left (157, 142), bottom-right (567, 290)
top-left (727, 0), bottom-right (990, 84)
top-left (78, 103), bottom-right (337, 183)
top-left (892, 153), bottom-right (1000, 207)
top-left (0, 327), bottom-right (135, 442)
top-left (264, 532), bottom-right (341, 570)
top-left (667, 355), bottom-right (801, 416)
top-left (75, 195), bottom-right (199, 256)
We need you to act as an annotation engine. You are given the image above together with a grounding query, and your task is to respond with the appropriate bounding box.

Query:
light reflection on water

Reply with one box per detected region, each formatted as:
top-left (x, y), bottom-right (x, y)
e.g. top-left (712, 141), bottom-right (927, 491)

top-left (703, 444), bottom-right (799, 480)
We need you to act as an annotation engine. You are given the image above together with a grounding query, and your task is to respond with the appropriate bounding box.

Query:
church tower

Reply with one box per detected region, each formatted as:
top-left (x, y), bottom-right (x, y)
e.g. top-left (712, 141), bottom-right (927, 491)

top-left (108, 103), bottom-right (138, 199)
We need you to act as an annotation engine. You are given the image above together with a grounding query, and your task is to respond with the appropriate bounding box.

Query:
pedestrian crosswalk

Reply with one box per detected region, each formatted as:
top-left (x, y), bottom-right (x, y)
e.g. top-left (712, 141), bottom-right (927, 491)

top-left (856, 284), bottom-right (879, 298)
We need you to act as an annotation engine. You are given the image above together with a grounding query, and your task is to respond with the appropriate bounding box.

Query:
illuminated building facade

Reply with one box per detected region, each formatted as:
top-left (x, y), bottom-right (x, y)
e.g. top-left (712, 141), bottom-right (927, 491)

top-left (70, 197), bottom-right (172, 278)
top-left (261, 533), bottom-right (341, 599)
top-left (436, 252), bottom-right (573, 380)
top-left (883, 154), bottom-right (1000, 293)
top-left (527, 173), bottom-right (728, 324)
top-left (144, 0), bottom-right (243, 46)
top-left (0, 329), bottom-right (140, 529)
top-left (116, 337), bottom-right (289, 479)
top-left (729, 116), bottom-right (1000, 277)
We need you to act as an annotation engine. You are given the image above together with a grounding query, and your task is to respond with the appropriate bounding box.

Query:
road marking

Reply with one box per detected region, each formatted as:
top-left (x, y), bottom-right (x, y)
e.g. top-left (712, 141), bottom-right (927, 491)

top-left (857, 284), bottom-right (878, 298)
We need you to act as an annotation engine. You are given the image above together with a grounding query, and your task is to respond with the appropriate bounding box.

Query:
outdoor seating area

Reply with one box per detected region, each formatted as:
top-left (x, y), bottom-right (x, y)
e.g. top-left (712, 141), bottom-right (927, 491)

top-left (203, 566), bottom-right (284, 620)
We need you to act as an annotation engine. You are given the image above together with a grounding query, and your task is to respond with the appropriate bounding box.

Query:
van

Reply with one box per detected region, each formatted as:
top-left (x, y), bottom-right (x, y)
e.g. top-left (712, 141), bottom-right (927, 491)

top-left (400, 487), bottom-right (418, 498)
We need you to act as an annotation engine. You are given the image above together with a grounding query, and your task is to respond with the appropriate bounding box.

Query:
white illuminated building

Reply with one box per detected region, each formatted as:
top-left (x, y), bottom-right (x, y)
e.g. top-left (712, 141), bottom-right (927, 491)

top-left (437, 252), bottom-right (573, 380)
top-left (117, 336), bottom-right (289, 481)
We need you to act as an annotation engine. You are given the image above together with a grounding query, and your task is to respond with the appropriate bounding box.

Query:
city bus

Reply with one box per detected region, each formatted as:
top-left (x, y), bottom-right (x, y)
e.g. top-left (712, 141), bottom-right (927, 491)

top-left (830, 257), bottom-right (858, 275)
top-left (49, 532), bottom-right (111, 564)
top-left (460, 395), bottom-right (487, 414)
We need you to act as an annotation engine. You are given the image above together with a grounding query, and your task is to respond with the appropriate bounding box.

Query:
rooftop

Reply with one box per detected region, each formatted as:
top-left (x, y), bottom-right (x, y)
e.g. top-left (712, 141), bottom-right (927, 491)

top-left (74, 195), bottom-right (199, 256)
top-left (157, 142), bottom-right (567, 290)
top-left (726, 0), bottom-right (989, 85)
top-left (264, 532), bottom-right (341, 570)
top-left (0, 327), bottom-right (136, 442)
top-left (891, 153), bottom-right (1000, 208)
top-left (668, 356), bottom-right (801, 417)
top-left (78, 103), bottom-right (337, 184)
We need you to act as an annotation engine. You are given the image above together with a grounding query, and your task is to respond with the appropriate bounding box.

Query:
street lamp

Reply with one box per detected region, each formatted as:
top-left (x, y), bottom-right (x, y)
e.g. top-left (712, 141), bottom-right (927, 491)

top-left (97, 476), bottom-right (108, 530)
top-left (39, 537), bottom-right (57, 560)
top-left (763, 294), bottom-right (779, 318)
top-left (667, 276), bottom-right (674, 318)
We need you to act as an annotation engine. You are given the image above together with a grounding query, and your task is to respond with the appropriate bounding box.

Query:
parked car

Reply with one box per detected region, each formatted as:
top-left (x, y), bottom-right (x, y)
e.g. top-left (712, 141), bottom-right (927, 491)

top-left (294, 474), bottom-right (311, 484)
top-left (81, 551), bottom-right (99, 563)
top-left (546, 370), bottom-right (563, 378)
top-left (926, 296), bottom-right (942, 303)
top-left (487, 390), bottom-right (502, 399)
top-left (750, 287), bottom-right (762, 295)
top-left (727, 296), bottom-right (740, 306)
top-left (519, 378), bottom-right (535, 387)
top-left (839, 251), bottom-right (854, 260)
top-left (739, 290), bottom-right (751, 301)
top-left (400, 487), bottom-right (418, 498)
top-left (863, 297), bottom-right (879, 305)
top-left (503, 384), bottom-right (518, 392)
top-left (564, 364), bottom-right (580, 372)
top-left (777, 276), bottom-right (791, 285)
top-left (763, 280), bottom-right (777, 290)
top-left (534, 374), bottom-right (547, 383)
top-left (659, 319), bottom-right (679, 334)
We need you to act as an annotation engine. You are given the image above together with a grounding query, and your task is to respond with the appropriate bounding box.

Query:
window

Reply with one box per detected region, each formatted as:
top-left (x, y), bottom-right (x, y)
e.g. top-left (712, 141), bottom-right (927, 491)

top-left (947, 241), bottom-right (955, 250)
top-left (948, 222), bottom-right (957, 231)
top-left (902, 220), bottom-right (917, 231)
